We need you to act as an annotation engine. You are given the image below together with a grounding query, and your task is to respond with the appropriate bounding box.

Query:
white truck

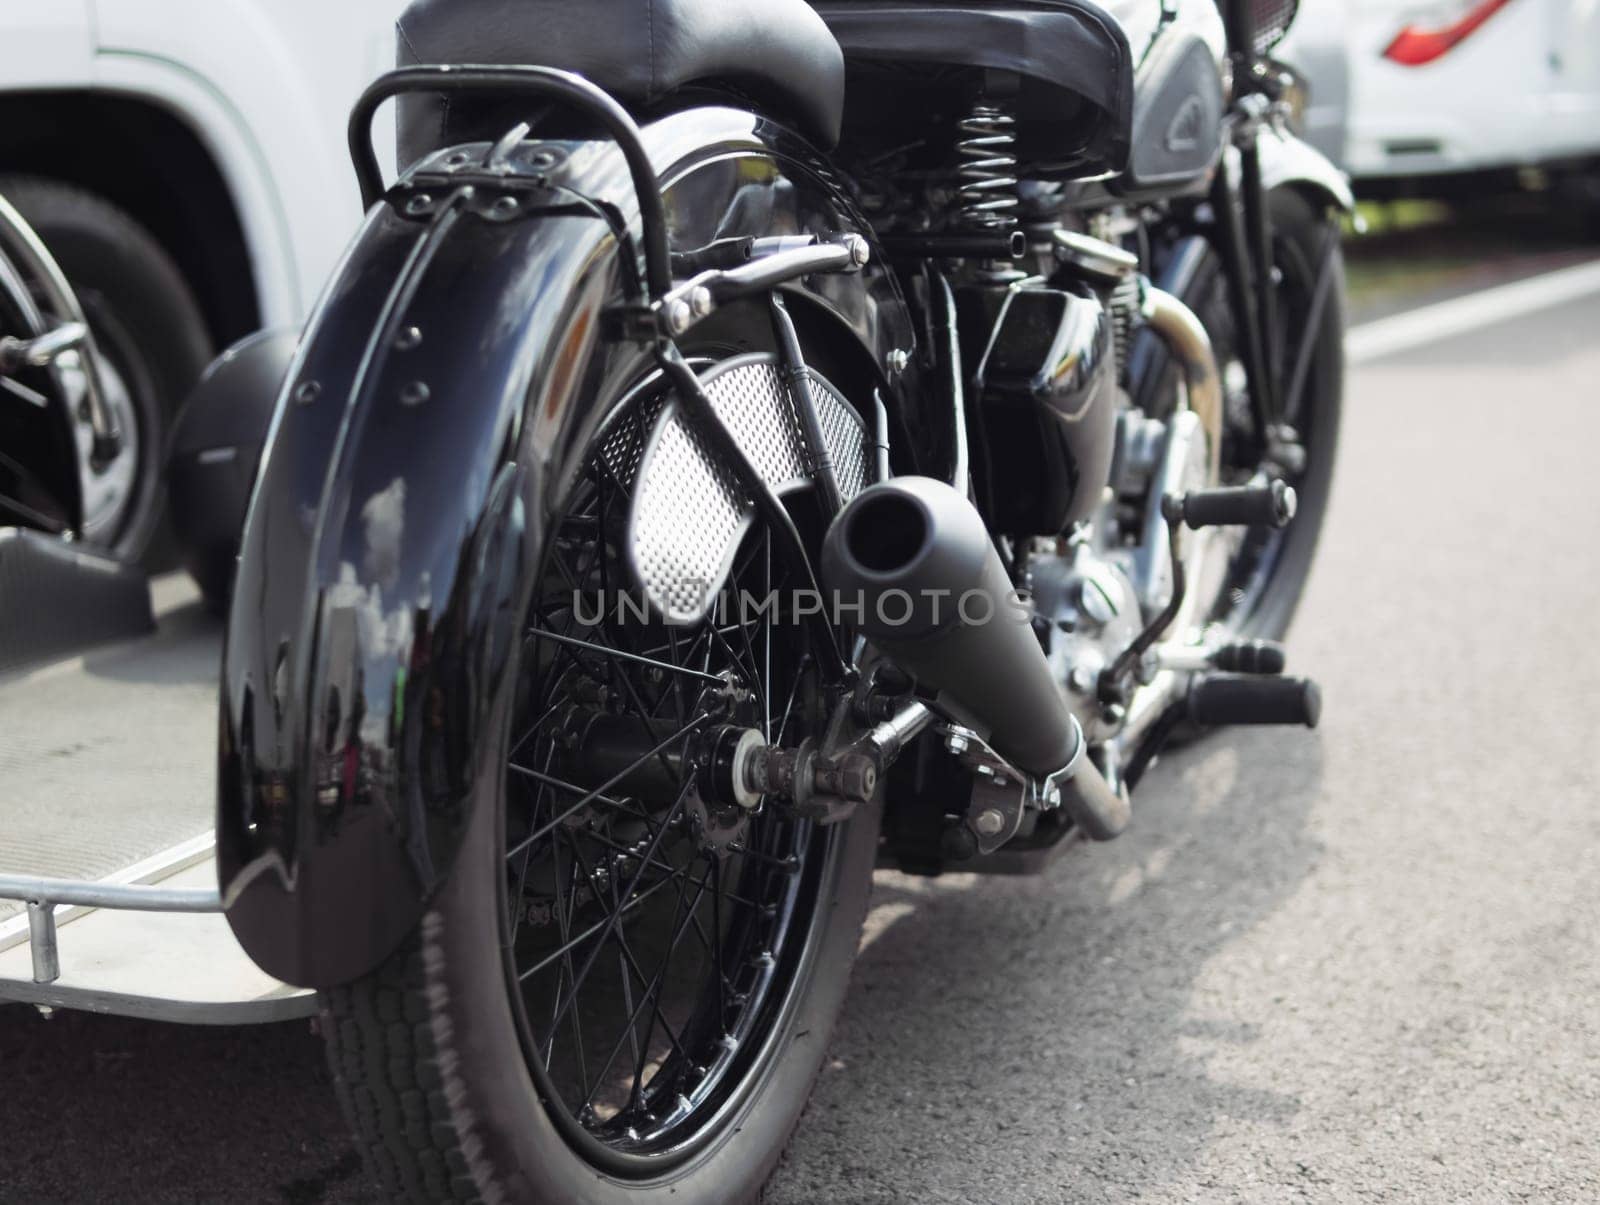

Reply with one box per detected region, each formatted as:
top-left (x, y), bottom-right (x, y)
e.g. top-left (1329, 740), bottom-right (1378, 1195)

top-left (1, 0), bottom-right (405, 1020)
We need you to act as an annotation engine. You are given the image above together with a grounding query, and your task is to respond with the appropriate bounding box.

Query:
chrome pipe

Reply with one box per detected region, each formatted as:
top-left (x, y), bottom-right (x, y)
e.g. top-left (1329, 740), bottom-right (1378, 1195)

top-left (871, 389), bottom-right (891, 482)
top-left (27, 901), bottom-right (59, 985)
top-left (936, 272), bottom-right (970, 493)
top-left (1142, 285), bottom-right (1223, 480)
top-left (0, 874), bottom-right (222, 913)
top-left (867, 700), bottom-right (934, 760)
top-left (1056, 752), bottom-right (1131, 841)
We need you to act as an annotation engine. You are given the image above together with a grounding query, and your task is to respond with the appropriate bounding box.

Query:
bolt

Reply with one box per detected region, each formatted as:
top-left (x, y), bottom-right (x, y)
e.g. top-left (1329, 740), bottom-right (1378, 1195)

top-left (688, 285), bottom-right (714, 319)
top-left (400, 381), bottom-right (431, 407)
top-left (1078, 578), bottom-right (1117, 626)
top-left (405, 194), bottom-right (434, 215)
top-left (293, 380), bottom-right (321, 406)
top-left (886, 348), bottom-right (910, 375)
top-left (843, 233), bottom-right (870, 267)
top-left (1101, 701), bottom-right (1128, 726)
top-left (944, 730), bottom-right (970, 756)
top-left (395, 326), bottom-right (423, 351)
top-left (974, 808), bottom-right (1006, 837)
top-left (1069, 665), bottom-right (1095, 694)
top-left (492, 196), bottom-right (520, 218)
top-left (665, 297), bottom-right (694, 336)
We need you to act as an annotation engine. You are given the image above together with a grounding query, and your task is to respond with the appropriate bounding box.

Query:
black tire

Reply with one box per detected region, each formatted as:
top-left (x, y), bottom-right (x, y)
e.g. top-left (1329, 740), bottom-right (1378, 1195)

top-left (327, 788), bottom-right (879, 1205)
top-left (324, 357), bottom-right (879, 1204)
top-left (0, 176), bottom-right (212, 562)
top-left (1198, 186), bottom-right (1345, 642)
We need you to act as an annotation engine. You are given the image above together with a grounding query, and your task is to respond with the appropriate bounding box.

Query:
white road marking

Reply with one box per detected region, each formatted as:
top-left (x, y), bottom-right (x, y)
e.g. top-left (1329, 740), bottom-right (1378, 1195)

top-left (1346, 257), bottom-right (1600, 364)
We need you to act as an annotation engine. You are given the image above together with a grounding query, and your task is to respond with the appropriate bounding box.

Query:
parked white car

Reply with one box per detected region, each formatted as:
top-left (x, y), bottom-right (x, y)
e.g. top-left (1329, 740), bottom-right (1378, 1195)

top-left (1341, 0), bottom-right (1600, 191)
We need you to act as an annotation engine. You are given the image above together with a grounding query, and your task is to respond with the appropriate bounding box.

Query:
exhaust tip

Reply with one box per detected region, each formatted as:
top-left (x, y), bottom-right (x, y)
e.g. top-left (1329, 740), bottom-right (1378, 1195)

top-left (841, 489), bottom-right (930, 576)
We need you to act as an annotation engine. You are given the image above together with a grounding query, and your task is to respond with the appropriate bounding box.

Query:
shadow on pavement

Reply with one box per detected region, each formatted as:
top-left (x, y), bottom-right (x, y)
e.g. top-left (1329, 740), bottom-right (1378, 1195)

top-left (0, 1004), bottom-right (371, 1204)
top-left (768, 728), bottom-right (1327, 1204)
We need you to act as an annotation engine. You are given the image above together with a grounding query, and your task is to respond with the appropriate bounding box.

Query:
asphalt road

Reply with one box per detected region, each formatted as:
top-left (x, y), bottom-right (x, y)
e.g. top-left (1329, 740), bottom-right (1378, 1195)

top-left (4, 284), bottom-right (1600, 1203)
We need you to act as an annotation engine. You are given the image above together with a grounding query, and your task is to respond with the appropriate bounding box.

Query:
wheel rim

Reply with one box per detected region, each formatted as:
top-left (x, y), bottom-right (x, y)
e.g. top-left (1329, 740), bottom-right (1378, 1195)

top-left (496, 380), bottom-right (839, 1176)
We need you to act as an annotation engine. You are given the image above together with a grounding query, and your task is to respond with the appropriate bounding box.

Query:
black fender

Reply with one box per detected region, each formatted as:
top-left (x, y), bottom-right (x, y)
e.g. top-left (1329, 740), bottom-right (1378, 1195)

top-left (218, 104), bottom-right (913, 988)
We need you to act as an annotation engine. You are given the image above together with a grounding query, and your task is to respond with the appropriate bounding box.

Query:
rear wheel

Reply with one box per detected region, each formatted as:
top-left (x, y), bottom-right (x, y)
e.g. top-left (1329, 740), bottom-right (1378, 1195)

top-left (324, 359), bottom-right (877, 1204)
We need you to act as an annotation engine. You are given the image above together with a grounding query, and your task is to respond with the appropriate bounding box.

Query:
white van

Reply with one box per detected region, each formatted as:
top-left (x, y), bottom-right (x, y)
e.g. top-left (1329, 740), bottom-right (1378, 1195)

top-left (2, 1), bottom-right (406, 551)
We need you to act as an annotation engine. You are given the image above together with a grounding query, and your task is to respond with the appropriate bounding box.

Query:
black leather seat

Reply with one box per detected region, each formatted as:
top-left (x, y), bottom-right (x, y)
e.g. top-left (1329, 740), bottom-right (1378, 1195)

top-left (395, 0), bottom-right (846, 165)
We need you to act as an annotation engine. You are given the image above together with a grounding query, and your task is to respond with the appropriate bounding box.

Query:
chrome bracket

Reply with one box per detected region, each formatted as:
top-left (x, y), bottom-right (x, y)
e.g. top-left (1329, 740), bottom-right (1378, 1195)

top-left (651, 234), bottom-right (869, 337)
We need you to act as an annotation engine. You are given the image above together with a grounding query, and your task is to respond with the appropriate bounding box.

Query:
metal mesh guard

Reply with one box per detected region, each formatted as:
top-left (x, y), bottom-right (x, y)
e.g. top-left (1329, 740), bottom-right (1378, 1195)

top-left (627, 355), bottom-right (869, 625)
top-left (1250, 0), bottom-right (1298, 53)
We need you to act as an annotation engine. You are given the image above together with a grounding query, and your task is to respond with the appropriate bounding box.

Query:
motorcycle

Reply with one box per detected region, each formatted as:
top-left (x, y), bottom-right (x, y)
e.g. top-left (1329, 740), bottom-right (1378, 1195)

top-left (214, 0), bottom-right (1347, 1198)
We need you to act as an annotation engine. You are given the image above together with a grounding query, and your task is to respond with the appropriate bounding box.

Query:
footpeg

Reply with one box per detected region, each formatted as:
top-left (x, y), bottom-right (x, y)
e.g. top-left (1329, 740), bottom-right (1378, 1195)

top-left (1168, 479), bottom-right (1296, 530)
top-left (1187, 674), bottom-right (1320, 728)
top-left (1211, 639), bottom-right (1286, 675)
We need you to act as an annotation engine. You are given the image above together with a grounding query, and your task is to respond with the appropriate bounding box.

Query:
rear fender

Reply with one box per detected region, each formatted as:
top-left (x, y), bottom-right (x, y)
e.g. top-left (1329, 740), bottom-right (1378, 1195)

top-left (218, 106), bottom-right (912, 988)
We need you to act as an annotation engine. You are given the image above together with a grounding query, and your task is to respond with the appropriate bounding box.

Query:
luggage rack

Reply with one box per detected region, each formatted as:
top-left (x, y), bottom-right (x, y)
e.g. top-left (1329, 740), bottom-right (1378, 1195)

top-left (2, 869), bottom-right (220, 986)
top-left (0, 837), bottom-right (319, 1025)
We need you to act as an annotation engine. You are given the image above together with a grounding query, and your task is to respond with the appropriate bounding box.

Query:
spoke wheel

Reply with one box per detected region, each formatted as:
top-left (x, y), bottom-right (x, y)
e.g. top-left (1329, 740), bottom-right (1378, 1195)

top-left (498, 382), bottom-right (837, 1175)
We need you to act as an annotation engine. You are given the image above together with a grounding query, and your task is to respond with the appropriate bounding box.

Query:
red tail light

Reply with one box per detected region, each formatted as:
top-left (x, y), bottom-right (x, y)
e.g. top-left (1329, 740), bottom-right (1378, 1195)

top-left (1383, 0), bottom-right (1514, 66)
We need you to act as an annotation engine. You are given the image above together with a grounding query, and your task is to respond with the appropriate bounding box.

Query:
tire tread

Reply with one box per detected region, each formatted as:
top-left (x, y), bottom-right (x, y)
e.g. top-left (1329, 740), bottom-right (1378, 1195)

top-left (325, 919), bottom-right (485, 1204)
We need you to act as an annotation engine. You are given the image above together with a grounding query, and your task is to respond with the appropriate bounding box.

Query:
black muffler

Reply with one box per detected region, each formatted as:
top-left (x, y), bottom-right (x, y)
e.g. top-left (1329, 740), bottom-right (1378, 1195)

top-left (822, 474), bottom-right (1073, 774)
top-left (820, 476), bottom-right (1129, 837)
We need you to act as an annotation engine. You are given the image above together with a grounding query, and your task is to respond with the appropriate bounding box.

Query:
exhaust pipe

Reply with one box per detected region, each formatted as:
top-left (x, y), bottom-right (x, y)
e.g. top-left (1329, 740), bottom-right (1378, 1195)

top-left (821, 476), bottom-right (1129, 838)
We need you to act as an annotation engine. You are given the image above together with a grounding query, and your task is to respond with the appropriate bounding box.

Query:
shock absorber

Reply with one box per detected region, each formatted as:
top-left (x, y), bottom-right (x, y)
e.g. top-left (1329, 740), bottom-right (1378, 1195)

top-left (955, 101), bottom-right (1020, 233)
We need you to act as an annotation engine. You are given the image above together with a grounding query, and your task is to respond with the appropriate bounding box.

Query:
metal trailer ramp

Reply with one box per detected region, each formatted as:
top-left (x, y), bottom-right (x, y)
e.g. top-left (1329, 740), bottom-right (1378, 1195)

top-left (0, 576), bottom-right (316, 1022)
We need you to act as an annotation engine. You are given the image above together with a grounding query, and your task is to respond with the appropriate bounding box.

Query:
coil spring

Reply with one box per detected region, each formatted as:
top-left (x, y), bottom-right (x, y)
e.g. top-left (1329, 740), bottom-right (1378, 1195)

top-left (1109, 273), bottom-right (1142, 385)
top-left (955, 103), bottom-right (1019, 232)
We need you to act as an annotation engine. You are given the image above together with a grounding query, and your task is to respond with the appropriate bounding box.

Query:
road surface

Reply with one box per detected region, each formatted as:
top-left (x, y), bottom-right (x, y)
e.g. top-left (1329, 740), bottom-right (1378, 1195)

top-left (3, 284), bottom-right (1598, 1203)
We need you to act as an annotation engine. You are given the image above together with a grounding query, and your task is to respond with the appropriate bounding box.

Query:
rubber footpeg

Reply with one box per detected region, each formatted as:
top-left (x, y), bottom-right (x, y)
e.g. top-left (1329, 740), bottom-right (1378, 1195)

top-left (1172, 480), bottom-right (1297, 530)
top-left (1187, 674), bottom-right (1320, 728)
top-left (1211, 639), bottom-right (1286, 675)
